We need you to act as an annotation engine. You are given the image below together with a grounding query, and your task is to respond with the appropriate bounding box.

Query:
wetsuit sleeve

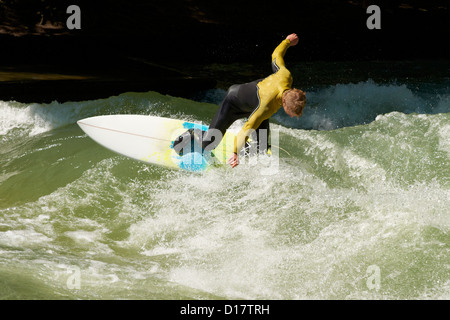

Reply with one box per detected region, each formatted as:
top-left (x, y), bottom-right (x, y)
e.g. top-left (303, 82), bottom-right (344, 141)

top-left (234, 89), bottom-right (277, 154)
top-left (271, 39), bottom-right (291, 73)
top-left (234, 109), bottom-right (269, 154)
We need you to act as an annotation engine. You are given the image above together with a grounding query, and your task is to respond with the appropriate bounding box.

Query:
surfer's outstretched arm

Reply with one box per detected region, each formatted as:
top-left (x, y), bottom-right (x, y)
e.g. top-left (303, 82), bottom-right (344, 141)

top-left (271, 33), bottom-right (299, 72)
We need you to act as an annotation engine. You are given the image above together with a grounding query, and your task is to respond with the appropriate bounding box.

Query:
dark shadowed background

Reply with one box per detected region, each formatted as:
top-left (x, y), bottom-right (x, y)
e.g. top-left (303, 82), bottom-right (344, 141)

top-left (0, 0), bottom-right (448, 102)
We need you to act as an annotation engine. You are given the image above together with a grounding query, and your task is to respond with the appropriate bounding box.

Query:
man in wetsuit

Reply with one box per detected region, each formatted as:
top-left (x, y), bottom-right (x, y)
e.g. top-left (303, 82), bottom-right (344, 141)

top-left (173, 33), bottom-right (306, 168)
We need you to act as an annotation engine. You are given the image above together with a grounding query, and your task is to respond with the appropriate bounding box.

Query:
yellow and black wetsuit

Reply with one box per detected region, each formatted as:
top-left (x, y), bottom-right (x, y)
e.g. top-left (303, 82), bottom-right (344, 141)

top-left (201, 38), bottom-right (294, 154)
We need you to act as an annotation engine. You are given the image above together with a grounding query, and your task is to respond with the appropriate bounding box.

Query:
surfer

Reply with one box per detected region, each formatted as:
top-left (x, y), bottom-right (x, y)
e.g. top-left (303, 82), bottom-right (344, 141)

top-left (173, 33), bottom-right (306, 168)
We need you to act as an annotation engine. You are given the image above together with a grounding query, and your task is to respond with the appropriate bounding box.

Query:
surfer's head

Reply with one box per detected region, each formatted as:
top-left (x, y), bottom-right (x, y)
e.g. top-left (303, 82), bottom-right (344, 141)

top-left (282, 89), bottom-right (306, 118)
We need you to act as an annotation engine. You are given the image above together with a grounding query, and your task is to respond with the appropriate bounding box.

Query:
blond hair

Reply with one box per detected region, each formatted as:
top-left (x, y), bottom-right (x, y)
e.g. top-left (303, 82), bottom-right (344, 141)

top-left (283, 89), bottom-right (306, 116)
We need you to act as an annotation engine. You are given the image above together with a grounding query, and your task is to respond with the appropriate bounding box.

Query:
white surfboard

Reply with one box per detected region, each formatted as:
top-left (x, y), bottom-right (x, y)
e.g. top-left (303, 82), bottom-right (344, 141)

top-left (77, 115), bottom-right (236, 172)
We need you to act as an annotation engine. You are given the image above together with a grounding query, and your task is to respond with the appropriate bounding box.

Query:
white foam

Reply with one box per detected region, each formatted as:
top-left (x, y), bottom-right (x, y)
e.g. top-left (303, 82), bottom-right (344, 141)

top-left (438, 124), bottom-right (450, 156)
top-left (272, 79), bottom-right (445, 130)
top-left (65, 230), bottom-right (101, 243)
top-left (0, 229), bottom-right (52, 247)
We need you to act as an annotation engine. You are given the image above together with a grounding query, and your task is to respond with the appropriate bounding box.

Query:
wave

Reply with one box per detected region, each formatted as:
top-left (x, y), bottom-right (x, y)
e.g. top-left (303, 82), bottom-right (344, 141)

top-left (1, 79), bottom-right (449, 143)
top-left (280, 80), bottom-right (449, 130)
top-left (0, 88), bottom-right (449, 299)
top-left (0, 91), bottom-right (213, 143)
top-left (194, 79), bottom-right (450, 130)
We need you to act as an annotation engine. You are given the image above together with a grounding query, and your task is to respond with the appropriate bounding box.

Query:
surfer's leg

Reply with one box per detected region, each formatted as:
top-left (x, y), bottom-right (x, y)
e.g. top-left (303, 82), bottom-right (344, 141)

top-left (173, 84), bottom-right (241, 155)
top-left (243, 119), bottom-right (270, 155)
top-left (255, 119), bottom-right (271, 154)
top-left (172, 128), bottom-right (194, 156)
top-left (201, 86), bottom-right (242, 151)
top-left (173, 98), bottom-right (236, 155)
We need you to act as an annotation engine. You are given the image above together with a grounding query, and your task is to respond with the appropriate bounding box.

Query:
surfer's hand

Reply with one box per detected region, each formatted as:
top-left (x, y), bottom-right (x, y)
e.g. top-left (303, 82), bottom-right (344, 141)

top-left (286, 33), bottom-right (299, 46)
top-left (227, 153), bottom-right (239, 168)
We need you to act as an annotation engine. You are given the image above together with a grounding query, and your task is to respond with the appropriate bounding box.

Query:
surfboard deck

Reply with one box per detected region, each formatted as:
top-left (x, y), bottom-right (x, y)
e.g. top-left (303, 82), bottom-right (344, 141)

top-left (77, 115), bottom-right (236, 172)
